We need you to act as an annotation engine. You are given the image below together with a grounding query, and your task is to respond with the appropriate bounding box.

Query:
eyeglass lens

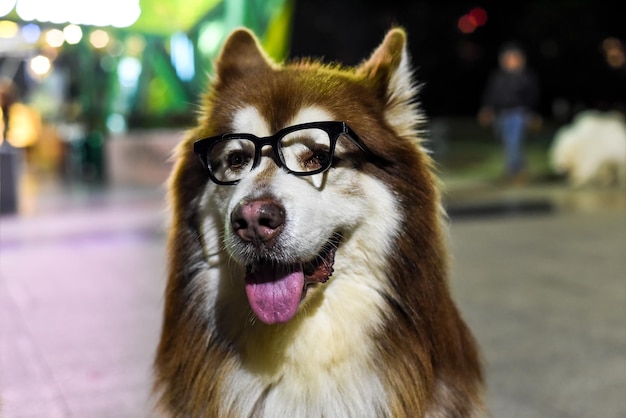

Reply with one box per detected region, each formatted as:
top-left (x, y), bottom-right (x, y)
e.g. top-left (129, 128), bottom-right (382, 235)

top-left (208, 128), bottom-right (332, 183)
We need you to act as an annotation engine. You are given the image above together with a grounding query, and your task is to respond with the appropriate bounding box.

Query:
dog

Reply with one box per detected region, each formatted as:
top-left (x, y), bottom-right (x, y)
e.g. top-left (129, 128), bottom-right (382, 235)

top-left (154, 27), bottom-right (484, 417)
top-left (550, 110), bottom-right (626, 187)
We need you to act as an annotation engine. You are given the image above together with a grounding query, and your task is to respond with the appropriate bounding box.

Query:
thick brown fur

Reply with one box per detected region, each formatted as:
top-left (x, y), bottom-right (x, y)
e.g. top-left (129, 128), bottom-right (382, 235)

top-left (155, 27), bottom-right (484, 417)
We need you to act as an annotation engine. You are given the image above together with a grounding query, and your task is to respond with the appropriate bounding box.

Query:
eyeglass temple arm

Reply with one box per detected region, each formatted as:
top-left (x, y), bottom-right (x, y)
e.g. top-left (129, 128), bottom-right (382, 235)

top-left (344, 124), bottom-right (373, 155)
top-left (343, 123), bottom-right (393, 171)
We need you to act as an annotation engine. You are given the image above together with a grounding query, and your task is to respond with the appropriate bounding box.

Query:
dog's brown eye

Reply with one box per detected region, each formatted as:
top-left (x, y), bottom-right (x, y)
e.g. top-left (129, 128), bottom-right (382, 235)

top-left (302, 150), bottom-right (330, 171)
top-left (227, 152), bottom-right (251, 169)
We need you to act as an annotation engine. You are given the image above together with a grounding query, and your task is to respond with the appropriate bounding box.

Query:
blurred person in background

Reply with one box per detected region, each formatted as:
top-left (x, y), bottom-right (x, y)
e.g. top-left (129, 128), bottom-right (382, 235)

top-left (478, 43), bottom-right (541, 185)
top-left (1, 77), bottom-right (19, 214)
top-left (0, 78), bottom-right (39, 214)
top-left (0, 77), bottom-right (17, 143)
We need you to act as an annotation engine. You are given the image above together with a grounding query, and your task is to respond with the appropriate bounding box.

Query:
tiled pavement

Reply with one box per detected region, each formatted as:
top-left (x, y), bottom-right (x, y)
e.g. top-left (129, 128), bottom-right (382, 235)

top-left (0, 184), bottom-right (624, 417)
top-left (1, 190), bottom-right (167, 418)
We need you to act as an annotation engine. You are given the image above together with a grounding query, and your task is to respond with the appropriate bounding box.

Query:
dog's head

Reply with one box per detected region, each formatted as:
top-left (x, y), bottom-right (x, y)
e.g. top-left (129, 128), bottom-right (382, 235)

top-left (170, 28), bottom-right (434, 326)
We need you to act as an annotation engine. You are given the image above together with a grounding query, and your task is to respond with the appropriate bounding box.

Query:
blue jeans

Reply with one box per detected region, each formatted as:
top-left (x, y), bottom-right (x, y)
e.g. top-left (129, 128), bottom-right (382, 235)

top-left (495, 109), bottom-right (527, 176)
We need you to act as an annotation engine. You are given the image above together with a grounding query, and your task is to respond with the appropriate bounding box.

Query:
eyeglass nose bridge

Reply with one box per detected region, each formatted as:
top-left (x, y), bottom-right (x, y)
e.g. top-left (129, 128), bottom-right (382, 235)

top-left (250, 135), bottom-right (284, 171)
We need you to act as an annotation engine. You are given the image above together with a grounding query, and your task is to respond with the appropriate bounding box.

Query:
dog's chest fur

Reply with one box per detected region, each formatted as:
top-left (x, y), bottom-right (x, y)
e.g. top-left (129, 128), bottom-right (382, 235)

top-left (219, 316), bottom-right (390, 417)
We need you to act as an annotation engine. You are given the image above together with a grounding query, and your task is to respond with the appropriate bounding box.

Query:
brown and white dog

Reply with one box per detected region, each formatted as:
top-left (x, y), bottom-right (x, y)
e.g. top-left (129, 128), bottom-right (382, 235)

top-left (155, 27), bottom-right (484, 417)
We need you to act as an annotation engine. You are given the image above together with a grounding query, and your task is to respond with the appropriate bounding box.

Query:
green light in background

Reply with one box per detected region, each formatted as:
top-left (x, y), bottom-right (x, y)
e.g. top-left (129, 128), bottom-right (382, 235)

top-left (198, 20), bottom-right (226, 58)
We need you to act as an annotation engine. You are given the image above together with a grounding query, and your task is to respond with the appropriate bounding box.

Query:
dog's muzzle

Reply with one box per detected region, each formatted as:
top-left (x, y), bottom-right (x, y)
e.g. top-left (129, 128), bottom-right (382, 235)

top-left (229, 198), bottom-right (339, 325)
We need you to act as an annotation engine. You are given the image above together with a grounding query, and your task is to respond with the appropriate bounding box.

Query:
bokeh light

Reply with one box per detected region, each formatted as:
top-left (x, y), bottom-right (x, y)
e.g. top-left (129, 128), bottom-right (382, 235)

top-left (21, 22), bottom-right (41, 43)
top-left (63, 24), bottom-right (83, 45)
top-left (171, 32), bottom-right (195, 81)
top-left (198, 21), bottom-right (226, 57)
top-left (89, 29), bottom-right (110, 49)
top-left (117, 56), bottom-right (142, 88)
top-left (106, 113), bottom-right (127, 133)
top-left (458, 7), bottom-right (488, 35)
top-left (125, 35), bottom-right (145, 57)
top-left (0, 0), bottom-right (16, 17)
top-left (107, 39), bottom-right (125, 57)
top-left (0, 20), bottom-right (19, 38)
top-left (458, 15), bottom-right (477, 34)
top-left (45, 28), bottom-right (64, 47)
top-left (469, 7), bottom-right (487, 27)
top-left (15, 0), bottom-right (141, 28)
top-left (29, 54), bottom-right (52, 77)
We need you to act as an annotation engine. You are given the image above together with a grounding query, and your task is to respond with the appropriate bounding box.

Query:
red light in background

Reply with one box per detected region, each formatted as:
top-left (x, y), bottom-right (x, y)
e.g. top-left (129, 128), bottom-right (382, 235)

top-left (469, 7), bottom-right (488, 27)
top-left (458, 15), bottom-right (477, 34)
top-left (458, 7), bottom-right (488, 34)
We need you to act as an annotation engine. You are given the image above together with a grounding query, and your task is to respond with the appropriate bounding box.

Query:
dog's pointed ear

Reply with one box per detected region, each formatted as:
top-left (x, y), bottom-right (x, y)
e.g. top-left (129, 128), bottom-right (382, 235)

top-left (215, 28), bottom-right (275, 79)
top-left (357, 28), bottom-right (422, 138)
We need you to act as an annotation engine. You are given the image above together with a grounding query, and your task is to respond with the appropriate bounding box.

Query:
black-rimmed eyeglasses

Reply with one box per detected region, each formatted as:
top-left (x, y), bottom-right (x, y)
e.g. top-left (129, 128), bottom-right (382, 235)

top-left (193, 121), bottom-right (371, 185)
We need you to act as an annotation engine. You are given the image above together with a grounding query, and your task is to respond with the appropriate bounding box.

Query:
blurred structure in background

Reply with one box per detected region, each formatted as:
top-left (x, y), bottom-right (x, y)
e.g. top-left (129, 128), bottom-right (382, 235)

top-left (0, 0), bottom-right (624, 214)
top-left (0, 0), bottom-right (293, 197)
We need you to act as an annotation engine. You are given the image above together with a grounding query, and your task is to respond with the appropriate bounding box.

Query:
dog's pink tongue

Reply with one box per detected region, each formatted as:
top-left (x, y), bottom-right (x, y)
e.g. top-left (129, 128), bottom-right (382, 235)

top-left (245, 264), bottom-right (304, 324)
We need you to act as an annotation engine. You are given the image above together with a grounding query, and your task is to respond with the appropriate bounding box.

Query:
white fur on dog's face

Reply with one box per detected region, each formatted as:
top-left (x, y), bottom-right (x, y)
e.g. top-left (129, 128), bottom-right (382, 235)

top-left (201, 105), bottom-right (399, 266)
top-left (197, 104), bottom-right (401, 312)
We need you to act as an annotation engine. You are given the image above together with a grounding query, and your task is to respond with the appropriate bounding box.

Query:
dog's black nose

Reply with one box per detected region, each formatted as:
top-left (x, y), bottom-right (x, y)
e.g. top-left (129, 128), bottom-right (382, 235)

top-left (231, 199), bottom-right (285, 246)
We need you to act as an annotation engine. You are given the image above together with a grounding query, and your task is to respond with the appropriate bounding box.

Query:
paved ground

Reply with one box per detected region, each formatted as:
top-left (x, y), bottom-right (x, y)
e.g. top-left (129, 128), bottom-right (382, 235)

top-left (0, 181), bottom-right (624, 417)
top-left (0, 187), bottom-right (167, 418)
top-left (450, 205), bottom-right (626, 417)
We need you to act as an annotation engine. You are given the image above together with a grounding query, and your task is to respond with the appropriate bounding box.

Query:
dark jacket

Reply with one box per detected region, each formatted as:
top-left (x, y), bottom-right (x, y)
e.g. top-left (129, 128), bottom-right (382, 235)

top-left (482, 69), bottom-right (539, 113)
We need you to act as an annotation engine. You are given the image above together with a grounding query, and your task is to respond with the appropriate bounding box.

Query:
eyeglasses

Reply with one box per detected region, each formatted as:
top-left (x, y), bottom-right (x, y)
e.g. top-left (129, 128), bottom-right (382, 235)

top-left (193, 121), bottom-right (372, 185)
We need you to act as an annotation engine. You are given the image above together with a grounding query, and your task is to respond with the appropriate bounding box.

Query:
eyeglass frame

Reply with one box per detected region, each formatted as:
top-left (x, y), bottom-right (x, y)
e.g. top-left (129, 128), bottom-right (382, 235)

top-left (193, 121), bottom-right (373, 185)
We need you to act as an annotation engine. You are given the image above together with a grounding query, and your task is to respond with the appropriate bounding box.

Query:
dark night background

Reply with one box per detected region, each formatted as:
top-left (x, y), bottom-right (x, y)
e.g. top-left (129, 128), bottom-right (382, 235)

top-left (290, 0), bottom-right (626, 119)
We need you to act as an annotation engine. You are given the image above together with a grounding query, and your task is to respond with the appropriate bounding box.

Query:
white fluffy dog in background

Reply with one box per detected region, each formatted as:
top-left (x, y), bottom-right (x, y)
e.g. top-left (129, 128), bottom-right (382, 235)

top-left (550, 110), bottom-right (626, 187)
